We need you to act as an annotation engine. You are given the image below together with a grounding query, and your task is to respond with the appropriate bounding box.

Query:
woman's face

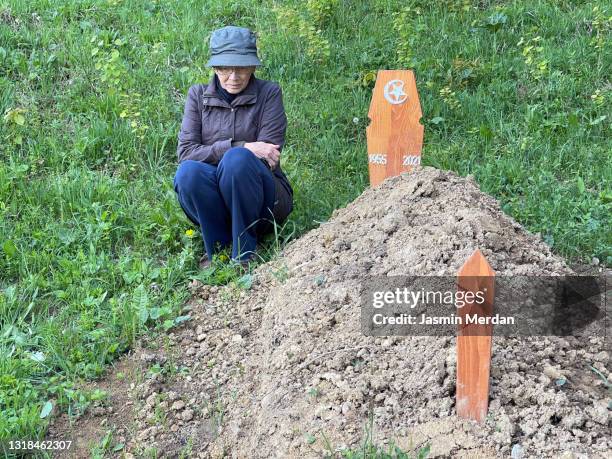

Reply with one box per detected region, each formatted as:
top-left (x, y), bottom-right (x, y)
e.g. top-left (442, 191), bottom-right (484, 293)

top-left (214, 66), bottom-right (256, 94)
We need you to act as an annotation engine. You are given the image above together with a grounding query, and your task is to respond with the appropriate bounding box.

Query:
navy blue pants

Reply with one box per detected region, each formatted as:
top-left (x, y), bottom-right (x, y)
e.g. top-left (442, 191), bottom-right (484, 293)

top-left (173, 147), bottom-right (277, 262)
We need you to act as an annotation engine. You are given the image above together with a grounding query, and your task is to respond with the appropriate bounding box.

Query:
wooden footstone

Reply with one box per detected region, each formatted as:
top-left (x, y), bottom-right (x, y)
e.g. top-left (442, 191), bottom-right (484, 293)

top-left (366, 69), bottom-right (424, 186)
top-left (456, 249), bottom-right (495, 423)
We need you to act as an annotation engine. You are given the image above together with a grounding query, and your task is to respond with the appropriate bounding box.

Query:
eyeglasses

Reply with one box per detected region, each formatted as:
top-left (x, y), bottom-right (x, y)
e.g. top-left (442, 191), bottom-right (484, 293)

top-left (214, 66), bottom-right (254, 77)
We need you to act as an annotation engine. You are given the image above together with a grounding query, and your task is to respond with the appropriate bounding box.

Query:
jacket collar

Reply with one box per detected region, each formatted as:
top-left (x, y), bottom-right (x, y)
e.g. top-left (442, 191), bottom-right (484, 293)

top-left (202, 74), bottom-right (258, 108)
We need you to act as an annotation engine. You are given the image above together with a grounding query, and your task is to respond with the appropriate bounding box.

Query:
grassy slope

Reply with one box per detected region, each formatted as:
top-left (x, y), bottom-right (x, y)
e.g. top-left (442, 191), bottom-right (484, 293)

top-left (0, 0), bottom-right (610, 448)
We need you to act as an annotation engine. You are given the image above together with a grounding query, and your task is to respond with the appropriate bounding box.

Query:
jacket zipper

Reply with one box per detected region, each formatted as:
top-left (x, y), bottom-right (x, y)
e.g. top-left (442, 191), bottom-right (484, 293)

top-left (202, 94), bottom-right (241, 142)
top-left (231, 106), bottom-right (235, 141)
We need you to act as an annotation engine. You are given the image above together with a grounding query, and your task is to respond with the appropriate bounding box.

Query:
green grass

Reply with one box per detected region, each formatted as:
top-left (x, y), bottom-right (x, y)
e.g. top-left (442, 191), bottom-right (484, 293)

top-left (0, 0), bottom-right (610, 453)
top-left (311, 410), bottom-right (431, 458)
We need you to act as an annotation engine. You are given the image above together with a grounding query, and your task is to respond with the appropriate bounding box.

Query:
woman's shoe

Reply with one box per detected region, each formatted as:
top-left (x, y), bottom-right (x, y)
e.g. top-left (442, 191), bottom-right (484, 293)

top-left (199, 253), bottom-right (211, 269)
top-left (232, 254), bottom-right (255, 270)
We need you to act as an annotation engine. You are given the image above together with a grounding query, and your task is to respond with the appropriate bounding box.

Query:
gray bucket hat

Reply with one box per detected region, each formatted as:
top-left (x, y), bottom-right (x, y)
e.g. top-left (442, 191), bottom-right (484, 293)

top-left (206, 26), bottom-right (262, 67)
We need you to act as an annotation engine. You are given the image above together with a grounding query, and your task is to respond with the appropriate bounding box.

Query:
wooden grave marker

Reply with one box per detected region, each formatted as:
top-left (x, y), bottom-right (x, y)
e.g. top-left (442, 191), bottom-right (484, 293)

top-left (366, 70), bottom-right (424, 186)
top-left (456, 249), bottom-right (496, 423)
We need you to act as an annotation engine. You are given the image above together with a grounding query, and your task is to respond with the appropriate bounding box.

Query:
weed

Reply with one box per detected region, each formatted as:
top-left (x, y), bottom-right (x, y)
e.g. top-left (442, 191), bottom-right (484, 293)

top-left (308, 410), bottom-right (430, 458)
top-left (203, 380), bottom-right (226, 434)
top-left (589, 365), bottom-right (612, 394)
top-left (274, 3), bottom-right (332, 65)
top-left (518, 36), bottom-right (549, 80)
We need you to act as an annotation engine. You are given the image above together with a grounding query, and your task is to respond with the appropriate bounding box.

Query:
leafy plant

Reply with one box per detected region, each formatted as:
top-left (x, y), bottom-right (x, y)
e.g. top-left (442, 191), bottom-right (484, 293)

top-left (2, 107), bottom-right (26, 145)
top-left (484, 12), bottom-right (507, 32)
top-left (518, 36), bottom-right (549, 80)
top-left (274, 4), bottom-right (332, 65)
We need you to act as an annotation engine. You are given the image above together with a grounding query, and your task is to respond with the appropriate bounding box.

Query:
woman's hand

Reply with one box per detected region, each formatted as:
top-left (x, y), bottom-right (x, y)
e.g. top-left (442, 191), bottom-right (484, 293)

top-left (244, 141), bottom-right (280, 170)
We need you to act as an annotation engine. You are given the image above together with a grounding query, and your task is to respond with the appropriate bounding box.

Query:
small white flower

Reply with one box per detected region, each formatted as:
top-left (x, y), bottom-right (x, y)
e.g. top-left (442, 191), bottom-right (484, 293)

top-left (352, 117), bottom-right (359, 124)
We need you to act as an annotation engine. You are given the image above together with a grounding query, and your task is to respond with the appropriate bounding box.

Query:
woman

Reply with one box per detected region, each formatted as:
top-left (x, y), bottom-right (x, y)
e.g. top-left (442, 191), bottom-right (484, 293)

top-left (173, 26), bottom-right (293, 268)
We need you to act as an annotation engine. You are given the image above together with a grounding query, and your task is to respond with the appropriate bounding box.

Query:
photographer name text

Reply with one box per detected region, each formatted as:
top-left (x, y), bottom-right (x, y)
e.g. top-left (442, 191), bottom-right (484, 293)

top-left (371, 313), bottom-right (514, 325)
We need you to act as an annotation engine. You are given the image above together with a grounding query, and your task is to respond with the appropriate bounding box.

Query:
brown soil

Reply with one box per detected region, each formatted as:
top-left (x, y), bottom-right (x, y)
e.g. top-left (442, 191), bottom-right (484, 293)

top-left (46, 352), bottom-right (140, 457)
top-left (46, 167), bottom-right (610, 458)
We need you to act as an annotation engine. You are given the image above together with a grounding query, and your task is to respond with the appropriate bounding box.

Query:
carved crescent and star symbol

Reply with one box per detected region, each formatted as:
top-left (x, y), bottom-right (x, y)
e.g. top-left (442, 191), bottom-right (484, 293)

top-left (383, 79), bottom-right (408, 105)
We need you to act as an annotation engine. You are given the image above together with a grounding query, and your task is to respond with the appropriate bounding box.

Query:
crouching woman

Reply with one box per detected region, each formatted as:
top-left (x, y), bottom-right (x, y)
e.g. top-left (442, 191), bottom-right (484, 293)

top-left (173, 26), bottom-right (293, 267)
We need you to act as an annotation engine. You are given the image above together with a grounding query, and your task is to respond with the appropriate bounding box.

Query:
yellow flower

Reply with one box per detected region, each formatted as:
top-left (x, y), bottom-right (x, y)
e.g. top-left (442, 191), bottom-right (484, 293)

top-left (185, 229), bottom-right (195, 238)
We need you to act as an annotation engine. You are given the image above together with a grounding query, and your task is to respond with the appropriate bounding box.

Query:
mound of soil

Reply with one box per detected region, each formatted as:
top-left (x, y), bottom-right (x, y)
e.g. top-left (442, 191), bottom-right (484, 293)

top-left (48, 167), bottom-right (610, 458)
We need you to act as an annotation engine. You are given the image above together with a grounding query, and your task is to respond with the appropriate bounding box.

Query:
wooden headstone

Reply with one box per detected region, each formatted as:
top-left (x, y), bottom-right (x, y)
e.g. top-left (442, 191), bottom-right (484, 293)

top-left (456, 249), bottom-right (495, 423)
top-left (366, 70), bottom-right (424, 186)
